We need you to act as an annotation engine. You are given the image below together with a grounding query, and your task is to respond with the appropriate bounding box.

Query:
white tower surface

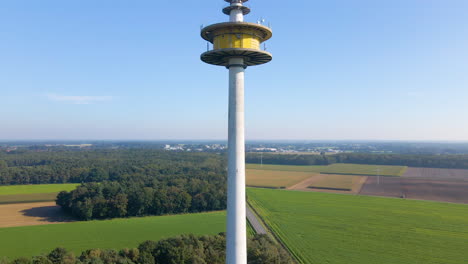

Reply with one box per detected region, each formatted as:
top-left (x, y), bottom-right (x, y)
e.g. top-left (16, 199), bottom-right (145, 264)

top-left (200, 1), bottom-right (272, 263)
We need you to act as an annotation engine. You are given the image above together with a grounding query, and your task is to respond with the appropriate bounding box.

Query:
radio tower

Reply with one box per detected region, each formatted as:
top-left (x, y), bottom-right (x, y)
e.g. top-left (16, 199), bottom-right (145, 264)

top-left (201, 1), bottom-right (272, 263)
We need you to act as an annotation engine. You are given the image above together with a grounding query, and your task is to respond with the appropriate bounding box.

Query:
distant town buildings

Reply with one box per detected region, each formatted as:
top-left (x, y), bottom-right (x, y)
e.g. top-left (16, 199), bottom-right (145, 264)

top-left (162, 144), bottom-right (346, 154)
top-left (251, 148), bottom-right (277, 152)
top-left (164, 144), bottom-right (226, 152)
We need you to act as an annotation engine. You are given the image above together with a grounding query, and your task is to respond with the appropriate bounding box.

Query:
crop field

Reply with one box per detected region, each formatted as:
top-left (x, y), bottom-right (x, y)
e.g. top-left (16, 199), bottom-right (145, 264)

top-left (403, 167), bottom-right (468, 181)
top-left (360, 176), bottom-right (468, 204)
top-left (0, 193), bottom-right (59, 204)
top-left (246, 169), bottom-right (317, 188)
top-left (247, 163), bottom-right (406, 177)
top-left (0, 184), bottom-right (79, 196)
top-left (320, 163), bottom-right (407, 176)
top-left (0, 202), bottom-right (73, 228)
top-left (247, 188), bottom-right (468, 264)
top-left (359, 167), bottom-right (468, 203)
top-left (308, 174), bottom-right (365, 191)
top-left (0, 211), bottom-right (225, 259)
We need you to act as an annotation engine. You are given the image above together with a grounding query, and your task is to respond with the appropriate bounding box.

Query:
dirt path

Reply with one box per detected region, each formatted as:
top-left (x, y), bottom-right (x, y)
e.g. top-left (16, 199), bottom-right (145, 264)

top-left (287, 174), bottom-right (325, 190)
top-left (0, 202), bottom-right (74, 228)
top-left (354, 176), bottom-right (368, 193)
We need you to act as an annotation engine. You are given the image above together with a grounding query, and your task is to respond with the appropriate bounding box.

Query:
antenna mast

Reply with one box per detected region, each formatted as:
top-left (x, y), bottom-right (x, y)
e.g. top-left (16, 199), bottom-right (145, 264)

top-left (200, 1), bottom-right (273, 263)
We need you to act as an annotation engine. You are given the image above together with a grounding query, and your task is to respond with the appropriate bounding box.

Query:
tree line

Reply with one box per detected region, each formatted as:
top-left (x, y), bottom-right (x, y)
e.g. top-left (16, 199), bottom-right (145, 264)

top-left (246, 152), bottom-right (468, 169)
top-left (0, 233), bottom-right (293, 264)
top-left (56, 180), bottom-right (226, 220)
top-left (0, 150), bottom-right (225, 185)
top-left (5, 149), bottom-right (468, 187)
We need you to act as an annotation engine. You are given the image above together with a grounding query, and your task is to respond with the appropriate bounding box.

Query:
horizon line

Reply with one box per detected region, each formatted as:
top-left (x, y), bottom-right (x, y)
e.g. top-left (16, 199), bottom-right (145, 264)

top-left (1, 139), bottom-right (468, 143)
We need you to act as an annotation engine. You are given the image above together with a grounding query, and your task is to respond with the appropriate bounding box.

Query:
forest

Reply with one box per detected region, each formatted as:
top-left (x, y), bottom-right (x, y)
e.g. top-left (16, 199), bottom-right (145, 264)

top-left (246, 152), bottom-right (468, 169)
top-left (56, 180), bottom-right (225, 220)
top-left (0, 150), bottom-right (226, 185)
top-left (2, 148), bottom-right (467, 263)
top-left (2, 149), bottom-right (468, 187)
top-left (0, 234), bottom-right (292, 264)
top-left (0, 149), bottom-right (229, 220)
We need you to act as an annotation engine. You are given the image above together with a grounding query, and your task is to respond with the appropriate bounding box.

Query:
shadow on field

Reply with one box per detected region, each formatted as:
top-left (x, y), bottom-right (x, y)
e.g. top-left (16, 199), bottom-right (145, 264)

top-left (20, 205), bottom-right (75, 223)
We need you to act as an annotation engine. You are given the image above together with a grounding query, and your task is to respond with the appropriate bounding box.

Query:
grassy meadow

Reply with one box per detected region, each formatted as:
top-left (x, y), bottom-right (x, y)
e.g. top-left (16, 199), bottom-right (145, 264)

top-left (0, 184), bottom-right (79, 204)
top-left (246, 169), bottom-right (316, 188)
top-left (247, 163), bottom-right (406, 177)
top-left (247, 188), bottom-right (468, 264)
top-left (0, 211), bottom-right (225, 259)
top-left (0, 184), bottom-right (79, 195)
top-left (0, 193), bottom-right (59, 204)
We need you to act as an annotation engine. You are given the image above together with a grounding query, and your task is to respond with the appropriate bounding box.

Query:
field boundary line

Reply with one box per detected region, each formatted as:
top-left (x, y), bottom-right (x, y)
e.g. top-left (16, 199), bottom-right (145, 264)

top-left (308, 186), bottom-right (351, 191)
top-left (357, 192), bottom-right (468, 205)
top-left (0, 199), bottom-right (56, 205)
top-left (319, 172), bottom-right (400, 177)
top-left (246, 185), bottom-right (286, 189)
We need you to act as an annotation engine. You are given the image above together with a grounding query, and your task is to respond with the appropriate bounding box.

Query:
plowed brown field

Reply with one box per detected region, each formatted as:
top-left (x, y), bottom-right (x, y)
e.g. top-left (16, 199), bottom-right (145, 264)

top-left (0, 202), bottom-right (74, 228)
top-left (403, 167), bottom-right (468, 181)
top-left (359, 167), bottom-right (468, 204)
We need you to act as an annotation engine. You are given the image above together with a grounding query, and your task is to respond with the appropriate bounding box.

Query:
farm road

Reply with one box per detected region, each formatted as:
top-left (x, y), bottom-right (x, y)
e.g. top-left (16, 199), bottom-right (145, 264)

top-left (287, 174), bottom-right (324, 190)
top-left (246, 206), bottom-right (266, 234)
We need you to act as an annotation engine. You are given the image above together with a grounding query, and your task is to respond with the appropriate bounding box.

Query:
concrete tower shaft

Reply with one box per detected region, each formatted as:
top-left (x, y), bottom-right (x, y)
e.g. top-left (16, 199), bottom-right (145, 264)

top-left (226, 57), bottom-right (246, 264)
top-left (226, 3), bottom-right (246, 262)
top-left (200, 2), bottom-right (272, 264)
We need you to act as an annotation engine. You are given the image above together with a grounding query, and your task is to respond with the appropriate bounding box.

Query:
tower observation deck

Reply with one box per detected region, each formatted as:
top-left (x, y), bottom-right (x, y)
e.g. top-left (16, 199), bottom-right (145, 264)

top-left (200, 1), bottom-right (272, 264)
top-left (201, 0), bottom-right (272, 67)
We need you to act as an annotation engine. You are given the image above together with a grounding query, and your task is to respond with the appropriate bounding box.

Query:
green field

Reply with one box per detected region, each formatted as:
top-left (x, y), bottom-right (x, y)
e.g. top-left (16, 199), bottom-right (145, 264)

top-left (321, 163), bottom-right (407, 176)
top-left (0, 184), bottom-right (79, 204)
top-left (0, 184), bottom-right (79, 196)
top-left (0, 211), bottom-right (225, 259)
top-left (0, 193), bottom-right (59, 204)
top-left (247, 163), bottom-right (406, 176)
top-left (247, 188), bottom-right (468, 264)
top-left (246, 164), bottom-right (326, 173)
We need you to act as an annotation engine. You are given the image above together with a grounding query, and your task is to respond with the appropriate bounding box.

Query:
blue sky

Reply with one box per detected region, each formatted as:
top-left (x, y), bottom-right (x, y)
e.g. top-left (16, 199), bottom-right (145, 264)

top-left (1, 0), bottom-right (467, 141)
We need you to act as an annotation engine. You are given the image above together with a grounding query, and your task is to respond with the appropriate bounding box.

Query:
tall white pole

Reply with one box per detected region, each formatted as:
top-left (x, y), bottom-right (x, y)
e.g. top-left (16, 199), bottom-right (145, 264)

top-left (226, 56), bottom-right (246, 264)
top-left (226, 2), bottom-right (247, 263)
top-left (377, 167), bottom-right (381, 185)
top-left (261, 152), bottom-right (263, 168)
